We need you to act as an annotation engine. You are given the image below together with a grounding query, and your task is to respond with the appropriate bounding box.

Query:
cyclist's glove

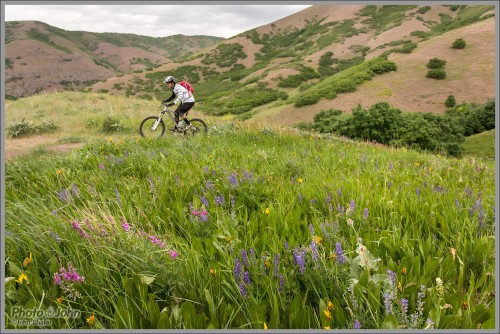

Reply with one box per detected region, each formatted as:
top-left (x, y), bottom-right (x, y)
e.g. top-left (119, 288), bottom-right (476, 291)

top-left (162, 99), bottom-right (169, 104)
top-left (167, 102), bottom-right (175, 107)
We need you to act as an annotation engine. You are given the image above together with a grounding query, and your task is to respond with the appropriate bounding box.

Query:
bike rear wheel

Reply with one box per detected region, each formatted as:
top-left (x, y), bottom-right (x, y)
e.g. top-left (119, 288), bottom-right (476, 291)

top-left (183, 118), bottom-right (208, 137)
top-left (139, 116), bottom-right (166, 138)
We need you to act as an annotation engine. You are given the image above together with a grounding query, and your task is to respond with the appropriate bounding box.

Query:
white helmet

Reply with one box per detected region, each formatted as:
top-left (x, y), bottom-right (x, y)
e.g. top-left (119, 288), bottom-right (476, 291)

top-left (163, 75), bottom-right (175, 84)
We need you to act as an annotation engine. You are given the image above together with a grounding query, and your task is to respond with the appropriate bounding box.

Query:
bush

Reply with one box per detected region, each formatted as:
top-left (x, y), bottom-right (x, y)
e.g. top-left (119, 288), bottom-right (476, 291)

top-left (452, 38), bottom-right (466, 49)
top-left (445, 95), bottom-right (456, 108)
top-left (295, 92), bottom-right (321, 107)
top-left (7, 118), bottom-right (36, 138)
top-left (36, 119), bottom-right (60, 134)
top-left (102, 117), bottom-right (125, 133)
top-left (426, 58), bottom-right (446, 69)
top-left (426, 69), bottom-right (446, 79)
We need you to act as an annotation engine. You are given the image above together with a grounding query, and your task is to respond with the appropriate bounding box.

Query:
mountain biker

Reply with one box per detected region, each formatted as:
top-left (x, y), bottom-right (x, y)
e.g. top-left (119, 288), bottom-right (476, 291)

top-left (162, 75), bottom-right (195, 131)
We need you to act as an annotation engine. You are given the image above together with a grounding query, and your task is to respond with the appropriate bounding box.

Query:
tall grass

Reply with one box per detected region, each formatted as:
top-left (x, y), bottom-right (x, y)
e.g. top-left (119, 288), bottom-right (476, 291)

top-left (4, 122), bottom-right (495, 329)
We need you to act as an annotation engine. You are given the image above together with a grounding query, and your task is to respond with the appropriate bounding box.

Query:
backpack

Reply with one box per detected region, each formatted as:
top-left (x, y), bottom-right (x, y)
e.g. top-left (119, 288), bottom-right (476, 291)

top-left (179, 81), bottom-right (194, 96)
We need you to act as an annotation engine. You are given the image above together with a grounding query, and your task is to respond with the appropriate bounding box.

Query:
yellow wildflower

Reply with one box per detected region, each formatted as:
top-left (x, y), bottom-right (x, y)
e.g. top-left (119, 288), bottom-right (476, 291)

top-left (264, 322), bottom-right (268, 330)
top-left (108, 137), bottom-right (113, 142)
top-left (265, 259), bottom-right (271, 269)
top-left (56, 169), bottom-right (63, 175)
top-left (324, 309), bottom-right (332, 319)
top-left (23, 252), bottom-right (32, 267)
top-left (327, 300), bottom-right (334, 311)
top-left (209, 268), bottom-right (216, 276)
top-left (314, 236), bottom-right (322, 244)
top-left (16, 273), bottom-right (28, 285)
top-left (415, 162), bottom-right (420, 167)
top-left (298, 177), bottom-right (304, 183)
top-left (398, 281), bottom-right (402, 291)
top-left (86, 313), bottom-right (95, 326)
top-left (264, 208), bottom-right (270, 215)
top-left (57, 296), bottom-right (64, 304)
top-left (330, 253), bottom-right (337, 260)
top-left (324, 326), bottom-right (331, 329)
top-left (461, 301), bottom-right (469, 310)
top-left (401, 267), bottom-right (407, 275)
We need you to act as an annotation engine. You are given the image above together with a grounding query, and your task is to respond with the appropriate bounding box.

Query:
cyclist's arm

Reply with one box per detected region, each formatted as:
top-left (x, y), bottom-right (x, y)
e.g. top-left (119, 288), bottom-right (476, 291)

top-left (165, 91), bottom-right (176, 102)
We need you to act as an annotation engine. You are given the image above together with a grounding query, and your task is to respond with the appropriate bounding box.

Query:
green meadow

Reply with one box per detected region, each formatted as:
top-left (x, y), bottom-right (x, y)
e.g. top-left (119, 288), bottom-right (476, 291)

top-left (4, 106), bottom-right (496, 329)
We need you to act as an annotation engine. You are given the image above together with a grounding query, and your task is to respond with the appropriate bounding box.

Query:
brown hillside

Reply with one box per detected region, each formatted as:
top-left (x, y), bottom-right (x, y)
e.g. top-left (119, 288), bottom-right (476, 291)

top-left (259, 17), bottom-right (495, 127)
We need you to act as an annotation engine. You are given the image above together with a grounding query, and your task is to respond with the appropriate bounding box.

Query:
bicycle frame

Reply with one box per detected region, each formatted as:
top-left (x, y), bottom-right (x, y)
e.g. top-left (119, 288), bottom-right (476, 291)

top-left (151, 106), bottom-right (176, 131)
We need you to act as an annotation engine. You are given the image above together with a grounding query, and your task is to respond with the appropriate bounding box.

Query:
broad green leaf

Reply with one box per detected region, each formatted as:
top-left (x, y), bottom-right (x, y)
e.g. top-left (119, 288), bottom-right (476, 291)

top-left (381, 314), bottom-right (399, 329)
top-left (204, 288), bottom-right (216, 320)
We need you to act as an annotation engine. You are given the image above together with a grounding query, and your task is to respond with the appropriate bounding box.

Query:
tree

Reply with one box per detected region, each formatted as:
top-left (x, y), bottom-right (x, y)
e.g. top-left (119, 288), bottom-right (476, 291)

top-left (445, 95), bottom-right (456, 108)
top-left (452, 38), bottom-right (466, 49)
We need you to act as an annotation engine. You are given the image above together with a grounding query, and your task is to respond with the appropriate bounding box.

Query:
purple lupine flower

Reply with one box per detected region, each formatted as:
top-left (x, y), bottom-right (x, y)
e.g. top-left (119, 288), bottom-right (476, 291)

top-left (206, 180), bottom-right (214, 190)
top-left (249, 248), bottom-right (257, 265)
top-left (353, 319), bottom-right (361, 329)
top-left (350, 199), bottom-right (356, 213)
top-left (203, 166), bottom-right (209, 173)
top-left (243, 271), bottom-right (251, 285)
top-left (229, 174), bottom-right (238, 187)
top-left (325, 192), bottom-right (332, 204)
top-left (200, 210), bottom-right (209, 222)
top-left (310, 198), bottom-right (317, 205)
top-left (389, 162), bottom-right (393, 171)
top-left (337, 187), bottom-right (342, 198)
top-left (201, 196), bottom-right (209, 208)
top-left (241, 249), bottom-right (249, 267)
top-left (308, 224), bottom-right (315, 236)
top-left (215, 194), bottom-right (225, 206)
top-left (175, 175), bottom-right (180, 185)
top-left (71, 184), bottom-right (80, 197)
top-left (293, 248), bottom-right (306, 274)
top-left (244, 171), bottom-right (253, 180)
top-left (283, 241), bottom-right (289, 251)
top-left (464, 187), bottom-right (473, 197)
top-left (363, 208), bottom-right (369, 220)
top-left (298, 193), bottom-right (303, 203)
top-left (455, 198), bottom-right (460, 209)
top-left (335, 242), bottom-right (346, 264)
top-left (56, 189), bottom-right (69, 203)
top-left (401, 298), bottom-right (409, 319)
top-left (383, 292), bottom-right (393, 315)
top-left (233, 258), bottom-right (243, 281)
top-left (239, 282), bottom-right (248, 298)
top-left (387, 269), bottom-right (396, 289)
top-left (416, 188), bottom-right (421, 196)
top-left (337, 204), bottom-right (345, 215)
top-left (310, 240), bottom-right (319, 264)
top-left (278, 275), bottom-right (285, 292)
top-left (273, 254), bottom-right (280, 276)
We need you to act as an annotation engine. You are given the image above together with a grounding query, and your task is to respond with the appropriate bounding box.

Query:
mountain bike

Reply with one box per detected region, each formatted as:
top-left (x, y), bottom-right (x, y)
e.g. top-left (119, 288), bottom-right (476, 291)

top-left (139, 102), bottom-right (208, 138)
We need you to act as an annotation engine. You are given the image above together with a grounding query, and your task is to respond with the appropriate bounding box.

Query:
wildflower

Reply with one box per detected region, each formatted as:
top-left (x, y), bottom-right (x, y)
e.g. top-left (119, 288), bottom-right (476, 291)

top-left (273, 254), bottom-right (280, 276)
top-left (241, 250), bottom-right (250, 267)
top-left (383, 292), bottom-right (393, 315)
top-left (298, 177), bottom-right (303, 183)
top-left (99, 163), bottom-right (104, 170)
top-left (398, 281), bottom-right (402, 291)
top-left (121, 220), bottom-right (130, 232)
top-left (349, 199), bottom-right (355, 213)
top-left (436, 278), bottom-right (444, 299)
top-left (278, 275), bottom-right (285, 292)
top-left (353, 319), bottom-right (361, 329)
top-left (56, 169), bottom-right (63, 175)
top-left (308, 223), bottom-right (315, 235)
top-left (234, 258), bottom-right (243, 281)
top-left (323, 309), bottom-right (332, 319)
top-left (363, 208), bottom-right (369, 220)
top-left (314, 236), bottom-right (322, 244)
top-left (310, 240), bottom-right (320, 264)
top-left (169, 250), bottom-right (178, 260)
top-left (335, 242), bottom-right (346, 264)
top-left (264, 208), bottom-right (270, 215)
top-left (415, 162), bottom-right (420, 167)
top-left (54, 263), bottom-right (85, 285)
top-left (56, 296), bottom-right (64, 304)
top-left (229, 174), bottom-right (238, 187)
top-left (293, 248), bottom-right (306, 274)
top-left (108, 137), bottom-right (113, 142)
top-left (243, 271), bottom-right (251, 285)
top-left (265, 258), bottom-right (271, 269)
top-left (86, 313), bottom-right (95, 326)
top-left (461, 301), bottom-right (469, 310)
top-left (264, 322), bottom-right (268, 330)
top-left (324, 326), bottom-right (330, 329)
top-left (239, 282), bottom-right (248, 298)
top-left (400, 298), bottom-right (409, 319)
top-left (401, 267), bottom-right (407, 275)
top-left (347, 218), bottom-right (354, 226)
top-left (425, 318), bottom-right (434, 329)
top-left (209, 268), bottom-right (216, 276)
top-left (23, 252), bottom-right (32, 267)
top-left (201, 196), bottom-right (209, 208)
top-left (16, 273), bottom-right (28, 285)
top-left (327, 300), bottom-right (334, 311)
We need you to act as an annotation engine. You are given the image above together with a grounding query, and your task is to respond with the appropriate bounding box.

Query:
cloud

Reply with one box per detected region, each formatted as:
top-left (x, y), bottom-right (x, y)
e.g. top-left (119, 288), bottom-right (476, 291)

top-left (4, 4), bottom-right (312, 38)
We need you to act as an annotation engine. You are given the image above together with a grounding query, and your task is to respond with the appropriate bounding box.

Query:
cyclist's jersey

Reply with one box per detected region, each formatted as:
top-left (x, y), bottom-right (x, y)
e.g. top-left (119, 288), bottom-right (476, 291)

top-left (166, 83), bottom-right (195, 105)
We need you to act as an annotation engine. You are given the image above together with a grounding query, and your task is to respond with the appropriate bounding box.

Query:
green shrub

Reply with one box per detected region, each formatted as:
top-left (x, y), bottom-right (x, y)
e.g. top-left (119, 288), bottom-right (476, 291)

top-left (7, 118), bottom-right (36, 138)
top-left (445, 95), bottom-right (456, 108)
top-left (102, 117), bottom-right (125, 133)
top-left (452, 38), bottom-right (466, 49)
top-left (295, 92), bottom-right (321, 107)
top-left (35, 119), bottom-right (60, 134)
top-left (426, 58), bottom-right (447, 69)
top-left (426, 69), bottom-right (446, 79)
top-left (417, 6), bottom-right (431, 14)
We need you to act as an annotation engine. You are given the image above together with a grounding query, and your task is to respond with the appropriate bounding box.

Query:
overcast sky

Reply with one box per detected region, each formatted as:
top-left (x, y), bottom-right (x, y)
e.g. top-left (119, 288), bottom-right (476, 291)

top-left (4, 4), bottom-right (312, 39)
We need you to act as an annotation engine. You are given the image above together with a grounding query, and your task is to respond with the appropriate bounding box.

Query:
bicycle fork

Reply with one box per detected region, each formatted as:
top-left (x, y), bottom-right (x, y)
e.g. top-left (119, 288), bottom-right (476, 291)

top-left (151, 112), bottom-right (164, 131)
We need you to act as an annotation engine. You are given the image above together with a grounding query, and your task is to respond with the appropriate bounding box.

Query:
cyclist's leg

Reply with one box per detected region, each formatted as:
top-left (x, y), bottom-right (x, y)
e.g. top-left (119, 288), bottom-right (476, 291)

top-left (178, 102), bottom-right (195, 125)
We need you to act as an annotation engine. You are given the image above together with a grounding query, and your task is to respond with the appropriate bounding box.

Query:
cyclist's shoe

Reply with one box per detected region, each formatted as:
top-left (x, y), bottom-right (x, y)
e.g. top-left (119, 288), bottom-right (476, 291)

top-left (185, 124), bottom-right (193, 131)
top-left (168, 126), bottom-right (177, 132)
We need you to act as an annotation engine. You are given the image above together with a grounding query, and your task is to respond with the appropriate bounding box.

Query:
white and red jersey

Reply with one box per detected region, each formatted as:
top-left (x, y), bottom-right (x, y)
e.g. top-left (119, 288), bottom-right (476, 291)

top-left (167, 83), bottom-right (195, 105)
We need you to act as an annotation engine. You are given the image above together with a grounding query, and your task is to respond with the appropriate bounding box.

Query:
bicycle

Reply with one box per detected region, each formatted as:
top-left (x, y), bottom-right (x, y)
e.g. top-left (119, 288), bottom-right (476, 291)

top-left (139, 102), bottom-right (208, 138)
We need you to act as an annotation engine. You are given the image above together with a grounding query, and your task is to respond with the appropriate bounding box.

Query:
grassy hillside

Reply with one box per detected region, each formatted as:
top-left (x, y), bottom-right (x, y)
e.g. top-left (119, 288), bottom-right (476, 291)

top-left (463, 129), bottom-right (496, 162)
top-left (4, 120), bottom-right (496, 329)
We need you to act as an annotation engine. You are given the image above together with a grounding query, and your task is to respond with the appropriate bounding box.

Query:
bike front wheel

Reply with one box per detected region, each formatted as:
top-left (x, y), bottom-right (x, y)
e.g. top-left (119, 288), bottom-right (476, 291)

top-left (139, 116), bottom-right (165, 138)
top-left (184, 118), bottom-right (208, 137)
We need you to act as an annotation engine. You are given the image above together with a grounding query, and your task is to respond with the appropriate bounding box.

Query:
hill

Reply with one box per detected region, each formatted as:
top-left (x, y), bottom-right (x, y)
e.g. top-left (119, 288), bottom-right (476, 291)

top-left (4, 20), bottom-right (223, 98)
top-left (86, 4), bottom-right (495, 127)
